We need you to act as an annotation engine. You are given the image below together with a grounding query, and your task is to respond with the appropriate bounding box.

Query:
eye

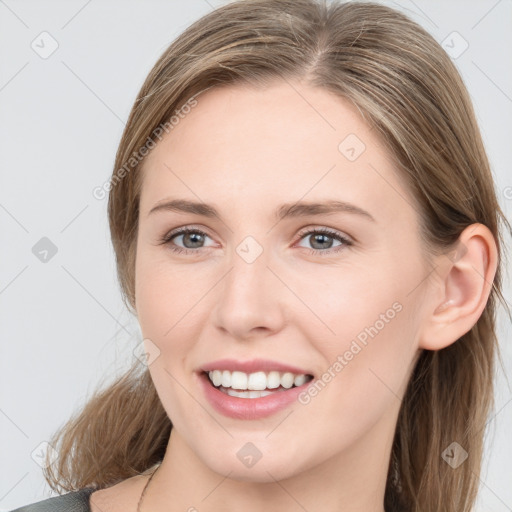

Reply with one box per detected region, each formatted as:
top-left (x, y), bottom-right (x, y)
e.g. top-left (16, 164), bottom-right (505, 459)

top-left (159, 226), bottom-right (353, 256)
top-left (296, 227), bottom-right (353, 256)
top-left (159, 227), bottom-right (216, 255)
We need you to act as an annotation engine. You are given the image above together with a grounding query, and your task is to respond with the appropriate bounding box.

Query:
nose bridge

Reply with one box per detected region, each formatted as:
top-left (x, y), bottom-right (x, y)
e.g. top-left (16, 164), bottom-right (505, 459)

top-left (212, 234), bottom-right (283, 338)
top-left (225, 234), bottom-right (271, 307)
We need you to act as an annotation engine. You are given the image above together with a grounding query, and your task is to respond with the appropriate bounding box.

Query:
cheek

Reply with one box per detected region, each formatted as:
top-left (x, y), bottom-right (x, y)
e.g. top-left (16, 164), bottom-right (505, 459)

top-left (134, 257), bottom-right (202, 426)
top-left (134, 252), bottom-right (214, 405)
top-left (295, 304), bottom-right (417, 456)
top-left (135, 249), bottom-right (200, 341)
top-left (287, 256), bottom-right (406, 347)
top-left (298, 261), bottom-right (421, 432)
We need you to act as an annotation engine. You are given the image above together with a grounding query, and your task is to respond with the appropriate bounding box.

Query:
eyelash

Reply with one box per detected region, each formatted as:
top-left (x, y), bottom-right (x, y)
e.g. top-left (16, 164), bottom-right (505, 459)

top-left (159, 226), bottom-right (353, 257)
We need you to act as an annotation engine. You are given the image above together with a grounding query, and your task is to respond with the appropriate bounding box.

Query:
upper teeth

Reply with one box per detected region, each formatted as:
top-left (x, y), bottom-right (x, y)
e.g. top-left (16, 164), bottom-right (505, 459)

top-left (208, 370), bottom-right (309, 390)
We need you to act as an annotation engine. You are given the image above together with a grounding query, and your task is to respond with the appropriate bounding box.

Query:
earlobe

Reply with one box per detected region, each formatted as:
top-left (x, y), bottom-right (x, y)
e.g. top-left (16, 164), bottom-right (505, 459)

top-left (419, 223), bottom-right (498, 351)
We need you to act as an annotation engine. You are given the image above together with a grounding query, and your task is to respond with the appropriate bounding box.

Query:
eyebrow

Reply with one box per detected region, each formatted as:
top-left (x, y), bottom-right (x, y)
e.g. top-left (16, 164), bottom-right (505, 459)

top-left (148, 198), bottom-right (376, 223)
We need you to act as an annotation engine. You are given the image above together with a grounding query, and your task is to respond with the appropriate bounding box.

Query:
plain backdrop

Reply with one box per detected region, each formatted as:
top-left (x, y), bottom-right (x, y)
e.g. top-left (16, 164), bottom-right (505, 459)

top-left (1, 1), bottom-right (511, 510)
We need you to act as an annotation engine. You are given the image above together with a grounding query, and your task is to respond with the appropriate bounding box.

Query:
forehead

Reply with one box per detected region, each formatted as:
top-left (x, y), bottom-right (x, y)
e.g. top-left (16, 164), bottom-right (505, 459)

top-left (140, 80), bottom-right (416, 225)
top-left (145, 80), bottom-right (375, 168)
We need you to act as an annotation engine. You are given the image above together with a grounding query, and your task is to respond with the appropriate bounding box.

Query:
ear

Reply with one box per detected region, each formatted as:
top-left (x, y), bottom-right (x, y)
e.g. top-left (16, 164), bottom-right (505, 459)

top-left (419, 223), bottom-right (498, 350)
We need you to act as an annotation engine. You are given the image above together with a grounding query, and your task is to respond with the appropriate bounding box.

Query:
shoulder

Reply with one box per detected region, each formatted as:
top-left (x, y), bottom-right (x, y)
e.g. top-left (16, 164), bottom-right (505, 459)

top-left (9, 474), bottom-right (150, 512)
top-left (9, 488), bottom-right (95, 512)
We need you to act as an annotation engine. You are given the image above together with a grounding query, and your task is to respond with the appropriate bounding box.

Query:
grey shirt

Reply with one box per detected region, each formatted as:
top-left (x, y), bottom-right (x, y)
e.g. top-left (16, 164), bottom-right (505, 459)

top-left (9, 488), bottom-right (96, 512)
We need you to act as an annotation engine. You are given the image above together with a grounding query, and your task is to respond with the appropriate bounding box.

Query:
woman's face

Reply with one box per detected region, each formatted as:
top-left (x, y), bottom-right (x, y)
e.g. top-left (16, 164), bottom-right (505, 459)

top-left (134, 80), bottom-right (431, 482)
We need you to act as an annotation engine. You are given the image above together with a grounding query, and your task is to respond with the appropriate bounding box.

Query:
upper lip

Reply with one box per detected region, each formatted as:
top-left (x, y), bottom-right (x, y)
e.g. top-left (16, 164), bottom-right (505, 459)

top-left (199, 358), bottom-right (314, 376)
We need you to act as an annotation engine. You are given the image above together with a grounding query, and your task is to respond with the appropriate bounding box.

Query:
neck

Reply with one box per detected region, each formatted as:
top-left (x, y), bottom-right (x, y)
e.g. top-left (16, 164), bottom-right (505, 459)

top-left (141, 419), bottom-right (393, 512)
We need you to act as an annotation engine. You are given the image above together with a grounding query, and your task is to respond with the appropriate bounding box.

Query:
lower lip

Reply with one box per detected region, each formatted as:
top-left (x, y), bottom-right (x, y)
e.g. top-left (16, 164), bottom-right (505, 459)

top-left (197, 372), bottom-right (313, 420)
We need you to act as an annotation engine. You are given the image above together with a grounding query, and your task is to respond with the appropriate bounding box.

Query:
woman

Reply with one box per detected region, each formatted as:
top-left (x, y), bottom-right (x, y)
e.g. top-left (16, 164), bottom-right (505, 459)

top-left (12, 0), bottom-right (510, 511)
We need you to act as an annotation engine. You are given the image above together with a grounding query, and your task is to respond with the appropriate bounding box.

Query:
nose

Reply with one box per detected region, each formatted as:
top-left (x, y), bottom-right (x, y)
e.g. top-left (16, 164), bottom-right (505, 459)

top-left (212, 242), bottom-right (286, 341)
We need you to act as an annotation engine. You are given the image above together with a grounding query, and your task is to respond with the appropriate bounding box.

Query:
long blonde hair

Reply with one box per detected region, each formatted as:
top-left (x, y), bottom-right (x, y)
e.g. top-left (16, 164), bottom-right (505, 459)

top-left (44, 1), bottom-right (511, 510)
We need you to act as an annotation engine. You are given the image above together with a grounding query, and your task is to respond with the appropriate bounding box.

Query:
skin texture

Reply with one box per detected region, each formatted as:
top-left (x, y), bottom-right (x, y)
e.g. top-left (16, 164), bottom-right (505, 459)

top-left (90, 79), bottom-right (497, 512)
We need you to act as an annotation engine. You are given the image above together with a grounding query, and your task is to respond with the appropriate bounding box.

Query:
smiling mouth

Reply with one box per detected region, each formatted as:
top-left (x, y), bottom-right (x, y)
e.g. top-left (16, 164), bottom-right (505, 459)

top-left (203, 370), bottom-right (314, 399)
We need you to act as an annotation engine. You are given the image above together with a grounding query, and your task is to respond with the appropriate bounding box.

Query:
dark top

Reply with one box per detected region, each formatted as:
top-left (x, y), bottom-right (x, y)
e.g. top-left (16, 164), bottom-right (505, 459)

top-left (9, 488), bottom-right (96, 512)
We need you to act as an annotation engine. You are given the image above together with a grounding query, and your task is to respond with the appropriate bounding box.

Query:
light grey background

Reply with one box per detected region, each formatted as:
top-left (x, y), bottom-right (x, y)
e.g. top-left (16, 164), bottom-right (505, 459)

top-left (1, 1), bottom-right (511, 510)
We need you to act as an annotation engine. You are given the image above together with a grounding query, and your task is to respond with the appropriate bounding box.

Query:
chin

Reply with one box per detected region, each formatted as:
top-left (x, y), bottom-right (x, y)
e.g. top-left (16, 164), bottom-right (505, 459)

top-left (198, 447), bottom-right (310, 483)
